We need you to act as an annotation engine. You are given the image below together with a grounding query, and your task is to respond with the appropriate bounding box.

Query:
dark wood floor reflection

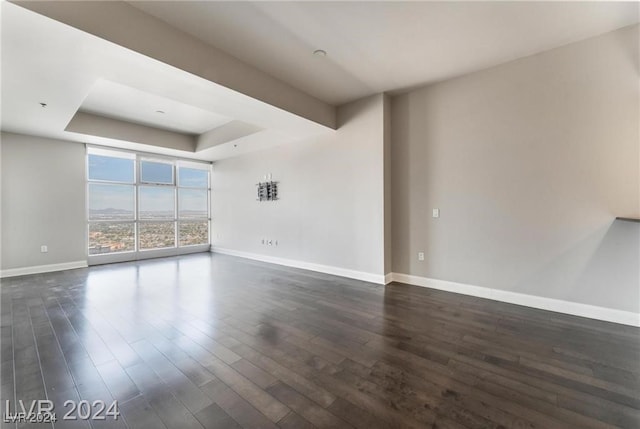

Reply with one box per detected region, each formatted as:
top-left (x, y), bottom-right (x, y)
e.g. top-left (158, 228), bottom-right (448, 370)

top-left (1, 253), bottom-right (639, 428)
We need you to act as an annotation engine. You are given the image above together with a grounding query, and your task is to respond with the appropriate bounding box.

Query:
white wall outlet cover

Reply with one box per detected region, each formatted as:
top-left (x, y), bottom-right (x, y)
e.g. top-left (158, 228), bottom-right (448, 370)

top-left (40, 245), bottom-right (48, 253)
top-left (432, 208), bottom-right (440, 218)
top-left (418, 251), bottom-right (425, 261)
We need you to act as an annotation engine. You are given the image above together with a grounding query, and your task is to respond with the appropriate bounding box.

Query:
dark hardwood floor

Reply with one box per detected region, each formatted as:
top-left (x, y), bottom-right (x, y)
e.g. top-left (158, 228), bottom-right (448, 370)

top-left (1, 253), bottom-right (639, 428)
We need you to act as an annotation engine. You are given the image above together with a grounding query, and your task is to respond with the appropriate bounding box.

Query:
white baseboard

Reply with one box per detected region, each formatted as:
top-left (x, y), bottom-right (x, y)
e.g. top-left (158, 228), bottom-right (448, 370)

top-left (390, 273), bottom-right (640, 327)
top-left (1, 261), bottom-right (88, 279)
top-left (212, 247), bottom-right (386, 284)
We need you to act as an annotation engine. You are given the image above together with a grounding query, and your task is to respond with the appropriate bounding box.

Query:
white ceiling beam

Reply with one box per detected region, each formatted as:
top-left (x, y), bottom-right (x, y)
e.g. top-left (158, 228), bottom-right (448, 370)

top-left (196, 121), bottom-right (263, 152)
top-left (12, 0), bottom-right (337, 130)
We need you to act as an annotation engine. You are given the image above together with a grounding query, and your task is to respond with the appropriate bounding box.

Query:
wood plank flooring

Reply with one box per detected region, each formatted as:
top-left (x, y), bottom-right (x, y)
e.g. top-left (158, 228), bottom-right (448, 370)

top-left (1, 253), bottom-right (638, 428)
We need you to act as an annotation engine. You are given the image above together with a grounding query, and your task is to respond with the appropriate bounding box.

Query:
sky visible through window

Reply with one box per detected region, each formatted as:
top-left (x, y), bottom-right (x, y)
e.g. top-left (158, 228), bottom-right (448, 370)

top-left (88, 154), bottom-right (134, 183)
top-left (141, 161), bottom-right (173, 184)
top-left (88, 155), bottom-right (208, 214)
top-left (89, 184), bottom-right (135, 216)
top-left (179, 189), bottom-right (208, 213)
top-left (179, 168), bottom-right (209, 187)
top-left (139, 187), bottom-right (175, 218)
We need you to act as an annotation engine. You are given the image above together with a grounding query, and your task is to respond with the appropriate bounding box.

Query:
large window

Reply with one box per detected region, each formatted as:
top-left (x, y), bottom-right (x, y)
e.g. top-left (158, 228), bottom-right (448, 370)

top-left (178, 168), bottom-right (209, 246)
top-left (87, 147), bottom-right (210, 263)
top-left (87, 150), bottom-right (136, 256)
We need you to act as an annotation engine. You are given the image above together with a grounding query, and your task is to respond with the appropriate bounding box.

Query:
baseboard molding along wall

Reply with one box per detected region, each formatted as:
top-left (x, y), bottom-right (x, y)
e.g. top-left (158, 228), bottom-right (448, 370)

top-left (1, 260), bottom-right (88, 279)
top-left (212, 247), bottom-right (386, 285)
top-left (389, 272), bottom-right (640, 327)
top-left (213, 248), bottom-right (637, 326)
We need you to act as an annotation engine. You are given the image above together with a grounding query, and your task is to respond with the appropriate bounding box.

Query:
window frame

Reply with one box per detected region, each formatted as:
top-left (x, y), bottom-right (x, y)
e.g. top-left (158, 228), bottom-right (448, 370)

top-left (86, 146), bottom-right (211, 265)
top-left (139, 158), bottom-right (176, 186)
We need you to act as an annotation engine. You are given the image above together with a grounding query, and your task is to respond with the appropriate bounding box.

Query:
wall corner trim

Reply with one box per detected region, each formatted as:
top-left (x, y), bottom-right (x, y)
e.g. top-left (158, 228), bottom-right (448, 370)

top-left (1, 261), bottom-right (88, 279)
top-left (212, 247), bottom-right (386, 285)
top-left (389, 273), bottom-right (640, 327)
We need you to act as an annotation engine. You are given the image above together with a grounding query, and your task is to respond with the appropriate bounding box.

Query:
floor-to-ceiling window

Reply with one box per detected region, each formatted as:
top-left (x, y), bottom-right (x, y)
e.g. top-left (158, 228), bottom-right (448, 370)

top-left (87, 146), bottom-right (211, 264)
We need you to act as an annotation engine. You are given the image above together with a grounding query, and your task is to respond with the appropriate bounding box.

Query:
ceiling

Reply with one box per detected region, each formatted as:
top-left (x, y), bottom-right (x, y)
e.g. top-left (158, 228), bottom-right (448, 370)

top-left (2, 1), bottom-right (638, 160)
top-left (80, 80), bottom-right (233, 135)
top-left (1, 1), bottom-right (330, 161)
top-left (129, 1), bottom-right (640, 105)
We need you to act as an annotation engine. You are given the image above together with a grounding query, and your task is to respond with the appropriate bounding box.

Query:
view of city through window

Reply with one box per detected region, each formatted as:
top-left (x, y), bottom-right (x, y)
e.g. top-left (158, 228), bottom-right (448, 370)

top-left (87, 150), bottom-right (210, 256)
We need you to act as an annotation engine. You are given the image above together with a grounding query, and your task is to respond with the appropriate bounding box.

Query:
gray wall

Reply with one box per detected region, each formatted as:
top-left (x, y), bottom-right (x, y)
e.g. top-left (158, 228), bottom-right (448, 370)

top-left (383, 94), bottom-right (392, 275)
top-left (391, 25), bottom-right (639, 312)
top-left (1, 132), bottom-right (87, 270)
top-left (212, 95), bottom-right (386, 276)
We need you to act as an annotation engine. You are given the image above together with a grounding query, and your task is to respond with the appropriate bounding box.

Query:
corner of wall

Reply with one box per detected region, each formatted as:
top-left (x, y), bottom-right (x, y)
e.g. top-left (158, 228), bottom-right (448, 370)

top-left (383, 93), bottom-right (392, 275)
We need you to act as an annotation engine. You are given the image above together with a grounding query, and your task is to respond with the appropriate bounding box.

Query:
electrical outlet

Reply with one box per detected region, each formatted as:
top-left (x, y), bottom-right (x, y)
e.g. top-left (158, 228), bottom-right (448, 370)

top-left (418, 251), bottom-right (425, 261)
top-left (40, 245), bottom-right (48, 253)
top-left (432, 208), bottom-right (440, 218)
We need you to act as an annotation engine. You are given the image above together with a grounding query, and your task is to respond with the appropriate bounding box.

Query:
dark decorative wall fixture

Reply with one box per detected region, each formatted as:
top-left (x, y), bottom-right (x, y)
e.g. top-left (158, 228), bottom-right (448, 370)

top-left (256, 181), bottom-right (278, 201)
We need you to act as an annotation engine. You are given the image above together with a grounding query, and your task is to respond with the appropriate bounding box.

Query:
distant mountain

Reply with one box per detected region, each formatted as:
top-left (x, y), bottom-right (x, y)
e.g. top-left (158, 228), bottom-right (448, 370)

top-left (89, 208), bottom-right (206, 217)
top-left (90, 208), bottom-right (133, 214)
